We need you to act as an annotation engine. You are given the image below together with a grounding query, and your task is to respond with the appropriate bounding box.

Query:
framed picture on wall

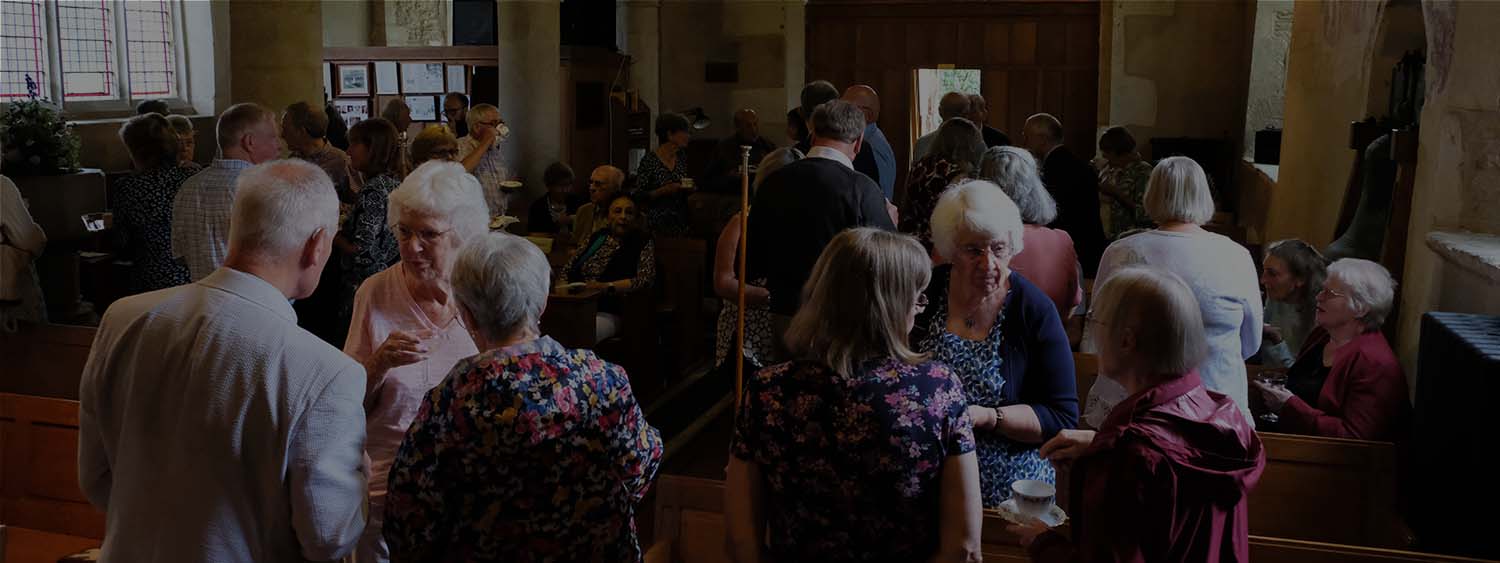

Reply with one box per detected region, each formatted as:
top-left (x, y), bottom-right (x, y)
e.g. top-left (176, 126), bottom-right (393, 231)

top-left (400, 62), bottom-right (445, 93)
top-left (334, 64), bottom-right (370, 97)
top-left (445, 64), bottom-right (467, 94)
top-left (334, 98), bottom-right (370, 126)
top-left (374, 61), bottom-right (400, 95)
top-left (406, 95), bottom-right (439, 122)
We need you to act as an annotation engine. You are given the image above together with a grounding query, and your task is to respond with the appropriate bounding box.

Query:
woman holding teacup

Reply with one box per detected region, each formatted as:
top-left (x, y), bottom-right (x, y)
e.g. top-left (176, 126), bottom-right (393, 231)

top-left (1014, 267), bottom-right (1266, 562)
top-left (342, 161), bottom-right (490, 563)
top-left (632, 112), bottom-right (696, 235)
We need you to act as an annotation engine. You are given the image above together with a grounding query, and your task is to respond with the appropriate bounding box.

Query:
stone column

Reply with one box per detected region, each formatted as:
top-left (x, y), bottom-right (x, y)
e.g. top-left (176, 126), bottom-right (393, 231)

top-left (229, 1), bottom-right (324, 112)
top-left (622, 0), bottom-right (661, 127)
top-left (497, 0), bottom-right (562, 200)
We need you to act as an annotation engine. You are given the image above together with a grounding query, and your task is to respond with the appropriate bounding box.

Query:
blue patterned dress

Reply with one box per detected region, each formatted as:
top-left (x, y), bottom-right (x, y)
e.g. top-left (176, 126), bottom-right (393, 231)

top-left (915, 268), bottom-right (1079, 508)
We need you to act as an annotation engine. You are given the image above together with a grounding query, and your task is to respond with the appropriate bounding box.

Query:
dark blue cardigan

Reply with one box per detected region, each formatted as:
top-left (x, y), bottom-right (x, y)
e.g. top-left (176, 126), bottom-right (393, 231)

top-left (913, 266), bottom-right (1080, 440)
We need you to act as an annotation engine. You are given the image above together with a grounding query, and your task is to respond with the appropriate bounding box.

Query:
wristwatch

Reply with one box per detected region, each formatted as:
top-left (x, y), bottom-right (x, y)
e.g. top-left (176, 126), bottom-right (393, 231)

top-left (994, 406), bottom-right (1005, 427)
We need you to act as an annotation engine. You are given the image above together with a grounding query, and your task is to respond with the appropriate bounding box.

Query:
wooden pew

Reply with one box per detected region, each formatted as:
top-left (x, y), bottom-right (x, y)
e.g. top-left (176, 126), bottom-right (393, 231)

top-left (0, 324), bottom-right (97, 401)
top-left (646, 475), bottom-right (1490, 563)
top-left (0, 393), bottom-right (104, 562)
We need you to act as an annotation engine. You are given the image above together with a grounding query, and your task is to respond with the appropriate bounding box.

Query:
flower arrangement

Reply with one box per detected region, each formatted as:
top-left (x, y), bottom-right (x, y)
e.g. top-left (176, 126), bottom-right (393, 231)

top-left (1, 97), bottom-right (82, 176)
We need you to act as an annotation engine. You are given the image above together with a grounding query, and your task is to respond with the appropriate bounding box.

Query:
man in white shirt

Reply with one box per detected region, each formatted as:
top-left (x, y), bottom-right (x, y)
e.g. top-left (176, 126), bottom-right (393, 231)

top-left (79, 159), bottom-right (367, 563)
top-left (172, 103), bottom-right (282, 281)
top-left (457, 103), bottom-right (512, 216)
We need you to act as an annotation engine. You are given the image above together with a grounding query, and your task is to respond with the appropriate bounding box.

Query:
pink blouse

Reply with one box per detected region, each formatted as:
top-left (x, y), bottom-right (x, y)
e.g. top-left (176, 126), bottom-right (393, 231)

top-left (343, 263), bottom-right (478, 517)
top-left (1010, 224), bottom-right (1083, 317)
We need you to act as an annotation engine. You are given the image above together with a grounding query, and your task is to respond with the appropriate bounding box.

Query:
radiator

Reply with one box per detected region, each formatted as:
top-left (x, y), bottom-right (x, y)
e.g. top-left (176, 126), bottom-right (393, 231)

top-left (1411, 312), bottom-right (1500, 558)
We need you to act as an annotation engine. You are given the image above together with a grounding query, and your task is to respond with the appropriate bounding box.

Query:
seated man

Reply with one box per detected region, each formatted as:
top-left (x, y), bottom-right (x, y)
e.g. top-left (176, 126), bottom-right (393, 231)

top-left (79, 159), bottom-right (367, 561)
top-left (573, 165), bottom-right (625, 246)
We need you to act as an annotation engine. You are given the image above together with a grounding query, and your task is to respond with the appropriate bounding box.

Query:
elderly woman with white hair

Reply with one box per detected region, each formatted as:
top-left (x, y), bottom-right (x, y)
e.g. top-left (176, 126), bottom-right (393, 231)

top-left (981, 146), bottom-right (1082, 317)
top-left (1083, 156), bottom-right (1262, 426)
top-left (1017, 267), bottom-right (1264, 562)
top-left (713, 146), bottom-right (804, 372)
top-left (913, 179), bottom-right (1078, 509)
top-left (1253, 258), bottom-right (1409, 440)
top-left (342, 160), bottom-right (489, 563)
top-left (384, 232), bottom-right (663, 562)
top-left (457, 103), bottom-right (514, 217)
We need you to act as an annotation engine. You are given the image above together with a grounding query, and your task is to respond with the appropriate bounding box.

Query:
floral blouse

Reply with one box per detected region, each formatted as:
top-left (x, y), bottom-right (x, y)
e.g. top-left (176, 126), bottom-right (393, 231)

top-left (384, 336), bottom-right (664, 563)
top-left (114, 164), bottom-right (195, 292)
top-left (340, 173), bottom-right (400, 296)
top-left (731, 357), bottom-right (975, 562)
top-left (1098, 159), bottom-right (1153, 240)
top-left (632, 149), bottom-right (690, 236)
top-left (564, 233), bottom-right (656, 292)
top-left (900, 155), bottom-right (968, 252)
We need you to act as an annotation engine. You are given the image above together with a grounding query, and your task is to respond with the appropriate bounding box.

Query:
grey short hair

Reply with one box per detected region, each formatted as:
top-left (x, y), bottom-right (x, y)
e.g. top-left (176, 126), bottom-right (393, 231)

top-left (229, 159), bottom-right (339, 256)
top-left (452, 232), bottom-right (552, 342)
top-left (466, 103), bottom-right (499, 133)
top-left (980, 146), bottom-right (1056, 225)
top-left (1143, 156), bottom-right (1216, 225)
top-left (1025, 113), bottom-right (1064, 143)
top-left (930, 179), bottom-right (1026, 262)
top-left (592, 164), bottom-right (625, 191)
top-left (810, 99), bottom-right (865, 143)
top-left (1092, 266), bottom-right (1208, 376)
top-left (1326, 258), bottom-right (1397, 331)
top-left (753, 147), bottom-right (804, 192)
top-left (388, 160), bottom-right (490, 247)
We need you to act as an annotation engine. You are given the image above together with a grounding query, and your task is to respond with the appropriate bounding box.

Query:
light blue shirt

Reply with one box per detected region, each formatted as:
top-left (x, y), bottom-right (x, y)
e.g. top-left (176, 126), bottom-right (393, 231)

top-left (864, 123), bottom-right (897, 200)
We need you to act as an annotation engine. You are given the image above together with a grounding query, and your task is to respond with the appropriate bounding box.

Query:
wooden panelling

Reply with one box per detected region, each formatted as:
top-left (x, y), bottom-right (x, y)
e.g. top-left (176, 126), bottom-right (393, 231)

top-left (0, 394), bottom-right (104, 540)
top-left (984, 23), bottom-right (1012, 65)
top-left (0, 323), bottom-right (97, 400)
top-left (1010, 21), bottom-right (1038, 65)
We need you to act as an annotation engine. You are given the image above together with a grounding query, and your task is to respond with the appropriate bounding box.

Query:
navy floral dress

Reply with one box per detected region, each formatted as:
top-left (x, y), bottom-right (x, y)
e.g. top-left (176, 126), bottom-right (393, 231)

top-left (731, 357), bottom-right (975, 562)
top-left (114, 164), bottom-right (195, 292)
top-left (631, 149), bottom-right (690, 235)
top-left (340, 173), bottom-right (400, 298)
top-left (384, 336), bottom-right (664, 563)
top-left (914, 267), bottom-right (1079, 508)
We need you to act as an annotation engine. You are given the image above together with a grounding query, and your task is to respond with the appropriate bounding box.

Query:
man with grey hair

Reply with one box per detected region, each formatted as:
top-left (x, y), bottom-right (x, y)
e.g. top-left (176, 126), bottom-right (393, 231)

top-left (966, 93), bottom-right (1012, 148)
top-left (458, 103), bottom-right (513, 216)
top-left (748, 99), bottom-right (895, 319)
top-left (79, 159), bottom-right (368, 563)
top-left (1023, 112), bottom-right (1105, 276)
top-left (793, 79), bottom-right (841, 154)
top-left (912, 91), bottom-right (973, 161)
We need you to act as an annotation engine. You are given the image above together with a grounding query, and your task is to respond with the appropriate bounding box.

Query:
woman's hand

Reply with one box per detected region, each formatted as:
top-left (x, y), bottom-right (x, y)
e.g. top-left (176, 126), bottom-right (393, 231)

top-left (967, 405), bottom-right (998, 431)
top-left (371, 330), bottom-right (430, 375)
top-left (1039, 429), bottom-right (1095, 462)
top-left (1263, 323), bottom-right (1284, 345)
top-left (1253, 380), bottom-right (1294, 412)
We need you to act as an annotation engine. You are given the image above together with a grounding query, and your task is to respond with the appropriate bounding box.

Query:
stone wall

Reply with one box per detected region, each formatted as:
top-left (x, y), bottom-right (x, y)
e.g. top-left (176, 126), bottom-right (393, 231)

top-left (1099, 0), bottom-right (1255, 160)
top-left (1242, 0), bottom-right (1293, 161)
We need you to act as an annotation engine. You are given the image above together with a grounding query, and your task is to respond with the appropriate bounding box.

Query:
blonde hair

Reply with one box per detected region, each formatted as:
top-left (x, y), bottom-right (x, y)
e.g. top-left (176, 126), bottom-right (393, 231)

top-left (784, 228), bottom-right (931, 376)
top-left (1092, 267), bottom-right (1207, 376)
top-left (1143, 156), bottom-right (1216, 225)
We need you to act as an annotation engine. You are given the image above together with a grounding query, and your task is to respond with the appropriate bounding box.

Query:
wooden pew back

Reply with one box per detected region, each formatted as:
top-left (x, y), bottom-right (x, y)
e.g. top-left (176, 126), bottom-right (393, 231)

top-left (1070, 352), bottom-right (1407, 548)
top-left (647, 475), bottom-right (1488, 563)
top-left (0, 393), bottom-right (104, 539)
top-left (0, 324), bottom-right (96, 400)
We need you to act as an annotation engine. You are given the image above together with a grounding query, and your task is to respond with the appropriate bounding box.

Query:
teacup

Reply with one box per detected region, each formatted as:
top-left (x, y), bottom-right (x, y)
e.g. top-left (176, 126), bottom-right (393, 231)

top-left (1011, 479), bottom-right (1056, 518)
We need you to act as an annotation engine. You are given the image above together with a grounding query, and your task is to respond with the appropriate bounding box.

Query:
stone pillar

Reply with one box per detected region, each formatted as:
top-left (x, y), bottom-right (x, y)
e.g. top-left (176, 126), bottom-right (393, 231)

top-left (623, 0), bottom-right (661, 128)
top-left (1242, 0), bottom-right (1294, 160)
top-left (229, 1), bottom-right (324, 112)
top-left (497, 0), bottom-right (562, 200)
top-left (782, 0), bottom-right (806, 114)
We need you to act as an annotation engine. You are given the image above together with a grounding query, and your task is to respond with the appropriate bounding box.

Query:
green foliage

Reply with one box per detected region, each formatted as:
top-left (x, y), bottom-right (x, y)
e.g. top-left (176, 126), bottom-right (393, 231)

top-left (1, 99), bottom-right (82, 176)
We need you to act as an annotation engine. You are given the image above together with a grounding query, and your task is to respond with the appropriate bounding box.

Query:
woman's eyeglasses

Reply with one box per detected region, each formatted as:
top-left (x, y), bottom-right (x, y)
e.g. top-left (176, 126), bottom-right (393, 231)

top-left (395, 225), bottom-right (452, 244)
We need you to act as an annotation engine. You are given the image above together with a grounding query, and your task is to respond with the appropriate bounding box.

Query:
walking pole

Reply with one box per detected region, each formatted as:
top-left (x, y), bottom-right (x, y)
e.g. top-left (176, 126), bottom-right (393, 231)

top-left (736, 145), bottom-right (751, 407)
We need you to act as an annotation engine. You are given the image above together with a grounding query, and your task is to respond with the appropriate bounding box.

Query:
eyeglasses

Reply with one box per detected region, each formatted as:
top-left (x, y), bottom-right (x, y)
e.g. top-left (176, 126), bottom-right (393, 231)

top-left (1316, 287), bottom-right (1349, 301)
top-left (478, 120), bottom-right (503, 128)
top-left (442, 108), bottom-right (463, 115)
top-left (960, 242), bottom-right (1011, 260)
top-left (1084, 309), bottom-right (1106, 326)
top-left (394, 224), bottom-right (452, 244)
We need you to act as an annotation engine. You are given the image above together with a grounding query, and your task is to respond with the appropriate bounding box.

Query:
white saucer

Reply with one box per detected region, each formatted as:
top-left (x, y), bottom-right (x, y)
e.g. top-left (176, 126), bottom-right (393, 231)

top-left (996, 499), bottom-right (1068, 527)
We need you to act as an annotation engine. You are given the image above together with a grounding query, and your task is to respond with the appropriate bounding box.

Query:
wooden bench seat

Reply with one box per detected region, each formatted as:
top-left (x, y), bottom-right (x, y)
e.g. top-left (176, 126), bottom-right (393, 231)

top-left (1071, 352), bottom-right (1408, 548)
top-left (647, 475), bottom-right (1490, 563)
top-left (1, 394), bottom-right (104, 563)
